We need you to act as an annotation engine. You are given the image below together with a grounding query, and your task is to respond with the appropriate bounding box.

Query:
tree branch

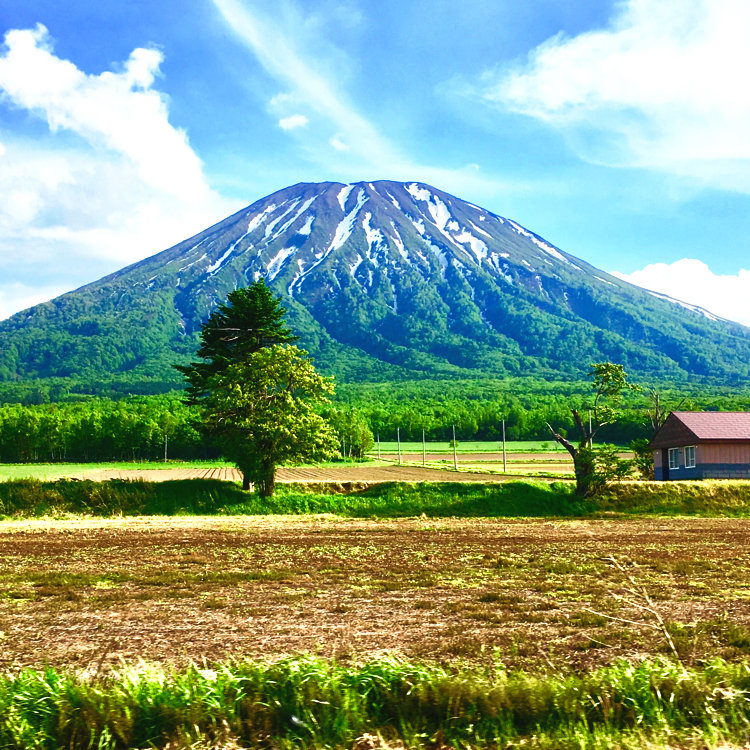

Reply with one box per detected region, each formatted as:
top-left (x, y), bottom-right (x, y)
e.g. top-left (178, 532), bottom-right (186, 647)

top-left (546, 422), bottom-right (577, 459)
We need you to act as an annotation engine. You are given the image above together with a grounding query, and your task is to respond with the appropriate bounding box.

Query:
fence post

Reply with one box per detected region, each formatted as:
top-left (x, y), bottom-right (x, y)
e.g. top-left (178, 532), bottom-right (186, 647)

top-left (502, 419), bottom-right (507, 473)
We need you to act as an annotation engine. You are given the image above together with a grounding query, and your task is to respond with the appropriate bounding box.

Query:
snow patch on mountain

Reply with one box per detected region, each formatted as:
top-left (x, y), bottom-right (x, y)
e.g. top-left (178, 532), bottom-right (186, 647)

top-left (406, 183), bottom-right (432, 202)
top-left (264, 200), bottom-right (300, 240)
top-left (206, 246), bottom-right (234, 275)
top-left (348, 253), bottom-right (364, 277)
top-left (298, 215), bottom-right (314, 236)
top-left (289, 189), bottom-right (368, 293)
top-left (508, 220), bottom-right (582, 270)
top-left (268, 197), bottom-right (316, 242)
top-left (469, 220), bottom-right (492, 238)
top-left (247, 204), bottom-right (278, 234)
top-left (266, 246), bottom-right (296, 281)
top-left (363, 212), bottom-right (386, 265)
top-left (409, 216), bottom-right (426, 236)
top-left (648, 291), bottom-right (721, 322)
top-left (337, 184), bottom-right (353, 211)
top-left (390, 223), bottom-right (409, 262)
top-left (453, 230), bottom-right (488, 264)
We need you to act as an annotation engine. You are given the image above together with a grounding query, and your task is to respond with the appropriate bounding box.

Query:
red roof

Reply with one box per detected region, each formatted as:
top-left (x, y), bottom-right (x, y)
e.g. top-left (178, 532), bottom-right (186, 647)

top-left (669, 411), bottom-right (750, 440)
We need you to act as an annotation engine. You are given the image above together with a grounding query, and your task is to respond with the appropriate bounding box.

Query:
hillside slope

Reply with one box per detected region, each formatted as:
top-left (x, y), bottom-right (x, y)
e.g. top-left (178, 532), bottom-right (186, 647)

top-left (1, 180), bottom-right (748, 390)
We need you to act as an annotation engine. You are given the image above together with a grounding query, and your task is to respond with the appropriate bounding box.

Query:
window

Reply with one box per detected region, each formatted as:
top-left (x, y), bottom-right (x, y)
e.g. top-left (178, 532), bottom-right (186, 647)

top-left (685, 445), bottom-right (696, 469)
top-left (668, 447), bottom-right (680, 470)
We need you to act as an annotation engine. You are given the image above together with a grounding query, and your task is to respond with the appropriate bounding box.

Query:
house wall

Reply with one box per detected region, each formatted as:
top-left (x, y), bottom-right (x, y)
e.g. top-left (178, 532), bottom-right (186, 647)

top-left (700, 443), bottom-right (750, 465)
top-left (654, 442), bottom-right (750, 480)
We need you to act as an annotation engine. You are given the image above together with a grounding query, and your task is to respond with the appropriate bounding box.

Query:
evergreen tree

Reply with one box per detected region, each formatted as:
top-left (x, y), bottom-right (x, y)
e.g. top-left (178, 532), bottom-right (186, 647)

top-left (175, 280), bottom-right (297, 402)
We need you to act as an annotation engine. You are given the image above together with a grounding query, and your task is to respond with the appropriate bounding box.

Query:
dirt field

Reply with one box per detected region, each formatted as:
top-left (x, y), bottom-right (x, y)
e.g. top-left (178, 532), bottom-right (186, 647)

top-left (74, 464), bottom-right (565, 484)
top-left (1, 515), bottom-right (749, 673)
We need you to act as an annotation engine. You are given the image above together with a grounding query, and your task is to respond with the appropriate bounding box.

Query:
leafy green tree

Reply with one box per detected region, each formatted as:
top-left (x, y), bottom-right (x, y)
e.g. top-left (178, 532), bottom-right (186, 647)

top-left (547, 362), bottom-right (638, 496)
top-left (176, 280), bottom-right (297, 403)
top-left (629, 437), bottom-right (654, 479)
top-left (199, 345), bottom-right (338, 495)
top-left (328, 408), bottom-right (374, 459)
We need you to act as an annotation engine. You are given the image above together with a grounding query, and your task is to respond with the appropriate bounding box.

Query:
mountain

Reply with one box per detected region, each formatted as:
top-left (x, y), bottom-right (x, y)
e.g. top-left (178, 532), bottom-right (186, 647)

top-left (1, 179), bottom-right (749, 392)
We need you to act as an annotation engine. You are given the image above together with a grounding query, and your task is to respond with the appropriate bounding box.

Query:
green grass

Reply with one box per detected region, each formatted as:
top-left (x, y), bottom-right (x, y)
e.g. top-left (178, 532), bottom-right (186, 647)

top-left (371, 440), bottom-right (569, 453)
top-left (0, 479), bottom-right (591, 519)
top-left (0, 656), bottom-right (749, 748)
top-left (2, 477), bottom-right (750, 519)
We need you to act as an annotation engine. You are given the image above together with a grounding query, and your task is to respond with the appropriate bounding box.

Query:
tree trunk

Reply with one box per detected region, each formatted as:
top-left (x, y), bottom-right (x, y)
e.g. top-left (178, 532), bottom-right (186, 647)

top-left (242, 472), bottom-right (251, 491)
top-left (572, 449), bottom-right (596, 497)
top-left (257, 459), bottom-right (276, 498)
top-left (547, 422), bottom-right (595, 497)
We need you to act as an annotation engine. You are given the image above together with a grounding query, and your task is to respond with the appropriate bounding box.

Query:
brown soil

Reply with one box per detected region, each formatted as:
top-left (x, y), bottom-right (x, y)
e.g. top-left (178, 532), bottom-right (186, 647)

top-left (75, 465), bottom-right (564, 484)
top-left (1, 516), bottom-right (749, 673)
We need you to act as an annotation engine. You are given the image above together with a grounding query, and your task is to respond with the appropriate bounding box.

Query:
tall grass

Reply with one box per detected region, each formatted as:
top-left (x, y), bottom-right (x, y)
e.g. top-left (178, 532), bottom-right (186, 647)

top-left (1, 477), bottom-right (750, 519)
top-left (0, 479), bottom-right (589, 518)
top-left (0, 657), bottom-right (748, 748)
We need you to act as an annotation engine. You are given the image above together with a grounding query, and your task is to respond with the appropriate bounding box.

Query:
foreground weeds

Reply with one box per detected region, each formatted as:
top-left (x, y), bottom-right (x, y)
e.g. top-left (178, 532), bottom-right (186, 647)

top-left (1, 656), bottom-right (750, 749)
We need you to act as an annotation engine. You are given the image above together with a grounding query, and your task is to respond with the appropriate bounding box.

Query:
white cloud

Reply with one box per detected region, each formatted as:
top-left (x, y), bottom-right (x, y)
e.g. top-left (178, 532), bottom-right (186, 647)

top-left (475, 0), bottom-right (750, 192)
top-left (611, 259), bottom-right (750, 327)
top-left (329, 136), bottom-right (349, 151)
top-left (0, 25), bottom-right (211, 202)
top-left (0, 26), bottom-right (239, 318)
top-left (0, 281), bottom-right (70, 321)
top-left (278, 113), bottom-right (308, 130)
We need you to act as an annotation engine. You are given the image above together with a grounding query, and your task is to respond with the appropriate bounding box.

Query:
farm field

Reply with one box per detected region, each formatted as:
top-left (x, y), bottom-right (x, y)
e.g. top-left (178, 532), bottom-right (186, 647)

top-left (373, 440), bottom-right (569, 452)
top-left (77, 465), bottom-right (552, 483)
top-left (1, 514), bottom-right (749, 674)
top-left (0, 454), bottom-right (577, 483)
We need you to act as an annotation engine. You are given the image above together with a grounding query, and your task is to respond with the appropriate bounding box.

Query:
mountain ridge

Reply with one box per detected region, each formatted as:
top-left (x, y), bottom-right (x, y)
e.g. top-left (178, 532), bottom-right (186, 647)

top-left (1, 179), bottom-right (748, 391)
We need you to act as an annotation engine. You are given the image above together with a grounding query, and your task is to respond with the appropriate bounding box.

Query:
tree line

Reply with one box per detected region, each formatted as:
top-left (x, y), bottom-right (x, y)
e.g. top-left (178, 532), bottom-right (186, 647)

top-left (0, 391), bottom-right (717, 464)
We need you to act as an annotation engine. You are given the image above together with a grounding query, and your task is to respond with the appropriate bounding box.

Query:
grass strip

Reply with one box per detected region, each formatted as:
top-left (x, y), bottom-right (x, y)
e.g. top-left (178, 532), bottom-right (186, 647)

top-left (0, 479), bottom-right (586, 518)
top-left (1, 478), bottom-right (750, 519)
top-left (0, 656), bottom-right (748, 749)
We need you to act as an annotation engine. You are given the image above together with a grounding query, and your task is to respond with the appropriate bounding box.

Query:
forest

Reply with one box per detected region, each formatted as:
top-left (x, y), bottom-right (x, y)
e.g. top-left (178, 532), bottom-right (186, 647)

top-left (0, 376), bottom-right (748, 463)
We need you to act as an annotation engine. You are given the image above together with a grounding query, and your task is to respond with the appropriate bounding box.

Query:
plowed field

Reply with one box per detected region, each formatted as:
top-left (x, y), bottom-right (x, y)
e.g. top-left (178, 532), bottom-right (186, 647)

top-left (1, 516), bottom-right (749, 673)
top-left (74, 464), bottom-right (563, 484)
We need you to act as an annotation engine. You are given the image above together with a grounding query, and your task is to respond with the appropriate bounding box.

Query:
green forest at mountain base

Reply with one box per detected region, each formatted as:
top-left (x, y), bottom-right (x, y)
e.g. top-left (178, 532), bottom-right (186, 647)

top-left (0, 374), bottom-right (748, 464)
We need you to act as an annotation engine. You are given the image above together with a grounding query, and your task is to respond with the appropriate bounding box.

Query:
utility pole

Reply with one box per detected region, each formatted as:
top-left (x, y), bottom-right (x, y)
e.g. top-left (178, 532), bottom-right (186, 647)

top-left (502, 419), bottom-right (507, 473)
top-left (397, 427), bottom-right (402, 465)
top-left (164, 431), bottom-right (168, 463)
top-left (452, 424), bottom-right (458, 471)
top-left (377, 433), bottom-right (381, 460)
top-left (422, 428), bottom-right (426, 467)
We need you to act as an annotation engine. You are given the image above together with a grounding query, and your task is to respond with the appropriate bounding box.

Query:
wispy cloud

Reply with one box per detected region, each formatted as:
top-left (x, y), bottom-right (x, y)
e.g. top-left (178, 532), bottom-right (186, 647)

top-left (278, 113), bottom-right (308, 131)
top-left (469, 0), bottom-right (750, 192)
top-left (0, 25), bottom-right (239, 318)
top-left (212, 0), bottom-right (402, 168)
top-left (210, 0), bottom-right (505, 198)
top-left (612, 259), bottom-right (750, 327)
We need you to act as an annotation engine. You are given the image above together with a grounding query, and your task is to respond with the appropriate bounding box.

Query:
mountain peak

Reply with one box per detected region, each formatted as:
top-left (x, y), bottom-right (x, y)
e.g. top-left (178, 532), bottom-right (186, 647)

top-left (1, 179), bottom-right (748, 391)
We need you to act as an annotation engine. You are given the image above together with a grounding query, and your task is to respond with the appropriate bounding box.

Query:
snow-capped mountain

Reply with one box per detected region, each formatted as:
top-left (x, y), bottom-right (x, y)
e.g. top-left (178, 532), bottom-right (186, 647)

top-left (1, 180), bottom-right (748, 389)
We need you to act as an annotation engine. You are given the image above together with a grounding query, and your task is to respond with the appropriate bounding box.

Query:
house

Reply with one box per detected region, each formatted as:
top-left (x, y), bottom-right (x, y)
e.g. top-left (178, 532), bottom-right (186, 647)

top-left (650, 411), bottom-right (750, 480)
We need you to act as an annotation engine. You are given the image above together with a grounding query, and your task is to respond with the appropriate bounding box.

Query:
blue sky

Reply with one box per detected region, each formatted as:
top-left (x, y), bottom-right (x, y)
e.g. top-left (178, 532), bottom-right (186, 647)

top-left (1, 0), bottom-right (749, 324)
